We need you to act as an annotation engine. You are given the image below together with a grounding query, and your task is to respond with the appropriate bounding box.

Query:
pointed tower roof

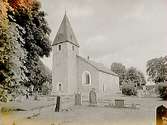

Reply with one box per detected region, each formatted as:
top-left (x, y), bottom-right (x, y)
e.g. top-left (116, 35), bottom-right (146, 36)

top-left (52, 13), bottom-right (79, 47)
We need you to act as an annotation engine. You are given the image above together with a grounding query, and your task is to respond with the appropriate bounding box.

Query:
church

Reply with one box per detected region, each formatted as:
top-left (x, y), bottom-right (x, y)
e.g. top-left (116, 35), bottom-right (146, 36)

top-left (52, 13), bottom-right (120, 98)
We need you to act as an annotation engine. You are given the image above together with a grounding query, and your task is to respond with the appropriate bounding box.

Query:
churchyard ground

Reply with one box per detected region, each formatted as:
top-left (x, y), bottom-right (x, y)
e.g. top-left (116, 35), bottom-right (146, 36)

top-left (0, 95), bottom-right (167, 125)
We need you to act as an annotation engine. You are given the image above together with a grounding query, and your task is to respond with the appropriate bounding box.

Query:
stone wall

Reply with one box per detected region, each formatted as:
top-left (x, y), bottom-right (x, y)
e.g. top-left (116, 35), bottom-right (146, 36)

top-left (99, 72), bottom-right (120, 96)
top-left (77, 57), bottom-right (100, 96)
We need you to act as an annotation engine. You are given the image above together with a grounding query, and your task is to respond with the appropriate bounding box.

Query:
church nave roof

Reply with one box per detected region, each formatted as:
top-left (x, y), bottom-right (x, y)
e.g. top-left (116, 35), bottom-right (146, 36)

top-left (77, 56), bottom-right (118, 76)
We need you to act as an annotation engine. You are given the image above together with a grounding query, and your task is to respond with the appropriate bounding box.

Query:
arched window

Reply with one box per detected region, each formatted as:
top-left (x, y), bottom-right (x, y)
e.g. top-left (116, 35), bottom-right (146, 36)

top-left (82, 71), bottom-right (91, 85)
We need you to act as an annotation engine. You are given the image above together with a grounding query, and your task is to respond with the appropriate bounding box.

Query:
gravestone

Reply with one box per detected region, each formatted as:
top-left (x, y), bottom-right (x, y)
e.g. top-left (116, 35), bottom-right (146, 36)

top-left (75, 93), bottom-right (82, 105)
top-left (55, 96), bottom-right (61, 112)
top-left (89, 88), bottom-right (97, 105)
top-left (115, 99), bottom-right (124, 108)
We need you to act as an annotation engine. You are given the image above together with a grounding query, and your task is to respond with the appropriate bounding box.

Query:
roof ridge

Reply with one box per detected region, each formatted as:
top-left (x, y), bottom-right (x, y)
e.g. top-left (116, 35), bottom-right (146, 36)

top-left (77, 56), bottom-right (118, 76)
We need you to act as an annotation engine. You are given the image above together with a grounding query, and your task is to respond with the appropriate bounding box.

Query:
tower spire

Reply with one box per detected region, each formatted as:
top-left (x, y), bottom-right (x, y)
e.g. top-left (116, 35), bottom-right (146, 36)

top-left (65, 9), bottom-right (67, 16)
top-left (52, 12), bottom-right (79, 47)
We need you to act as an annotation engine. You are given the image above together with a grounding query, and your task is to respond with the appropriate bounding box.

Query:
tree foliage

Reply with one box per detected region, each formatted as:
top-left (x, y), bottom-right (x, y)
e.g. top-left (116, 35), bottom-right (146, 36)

top-left (125, 67), bottom-right (146, 87)
top-left (111, 63), bottom-right (126, 86)
top-left (10, 0), bottom-right (52, 91)
top-left (0, 19), bottom-right (28, 101)
top-left (0, 0), bottom-right (11, 101)
top-left (157, 82), bottom-right (167, 100)
top-left (0, 0), bottom-right (52, 101)
top-left (137, 71), bottom-right (146, 86)
top-left (8, 23), bottom-right (28, 92)
top-left (0, 0), bottom-right (9, 29)
top-left (120, 67), bottom-right (146, 96)
top-left (147, 56), bottom-right (167, 100)
top-left (122, 83), bottom-right (137, 96)
top-left (146, 56), bottom-right (167, 83)
top-left (8, 0), bottom-right (33, 11)
top-left (111, 63), bottom-right (146, 87)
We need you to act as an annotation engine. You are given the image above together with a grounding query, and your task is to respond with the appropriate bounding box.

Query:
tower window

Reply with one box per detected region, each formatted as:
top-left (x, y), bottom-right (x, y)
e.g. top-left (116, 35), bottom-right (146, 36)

top-left (58, 45), bottom-right (61, 51)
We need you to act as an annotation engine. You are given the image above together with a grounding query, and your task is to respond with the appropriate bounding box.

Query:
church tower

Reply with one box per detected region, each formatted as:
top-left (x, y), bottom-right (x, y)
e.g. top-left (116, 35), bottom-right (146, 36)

top-left (52, 13), bottom-right (79, 95)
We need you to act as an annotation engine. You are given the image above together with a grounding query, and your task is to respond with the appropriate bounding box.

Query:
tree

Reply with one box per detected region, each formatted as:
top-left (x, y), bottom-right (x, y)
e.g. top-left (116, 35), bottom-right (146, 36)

top-left (122, 83), bottom-right (137, 96)
top-left (0, 0), bottom-right (12, 101)
top-left (121, 67), bottom-right (146, 96)
top-left (10, 0), bottom-right (52, 91)
top-left (137, 71), bottom-right (146, 86)
top-left (157, 82), bottom-right (167, 100)
top-left (0, 0), bottom-right (9, 29)
top-left (8, 0), bottom-right (33, 11)
top-left (0, 0), bottom-right (29, 101)
top-left (146, 56), bottom-right (167, 83)
top-left (0, 0), bottom-right (51, 101)
top-left (7, 23), bottom-right (28, 97)
top-left (111, 62), bottom-right (126, 86)
top-left (125, 67), bottom-right (146, 87)
top-left (147, 56), bottom-right (167, 100)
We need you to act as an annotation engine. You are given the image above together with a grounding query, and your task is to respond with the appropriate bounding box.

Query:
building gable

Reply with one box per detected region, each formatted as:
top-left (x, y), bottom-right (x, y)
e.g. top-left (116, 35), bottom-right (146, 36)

top-left (77, 56), bottom-right (118, 76)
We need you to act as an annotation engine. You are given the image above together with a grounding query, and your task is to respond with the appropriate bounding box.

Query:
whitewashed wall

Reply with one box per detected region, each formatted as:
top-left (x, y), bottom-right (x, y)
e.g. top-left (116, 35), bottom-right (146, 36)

top-left (99, 72), bottom-right (120, 96)
top-left (52, 42), bottom-right (79, 95)
top-left (77, 57), bottom-right (99, 97)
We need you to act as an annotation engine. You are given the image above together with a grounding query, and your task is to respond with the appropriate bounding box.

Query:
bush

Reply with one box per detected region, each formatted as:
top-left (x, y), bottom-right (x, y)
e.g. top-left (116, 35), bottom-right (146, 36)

top-left (41, 82), bottom-right (51, 95)
top-left (1, 107), bottom-right (11, 112)
top-left (0, 89), bottom-right (8, 102)
top-left (122, 83), bottom-right (137, 96)
top-left (158, 82), bottom-right (167, 100)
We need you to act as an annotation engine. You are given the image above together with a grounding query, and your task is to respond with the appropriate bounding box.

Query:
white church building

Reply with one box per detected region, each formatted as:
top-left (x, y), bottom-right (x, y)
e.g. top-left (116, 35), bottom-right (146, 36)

top-left (52, 13), bottom-right (120, 97)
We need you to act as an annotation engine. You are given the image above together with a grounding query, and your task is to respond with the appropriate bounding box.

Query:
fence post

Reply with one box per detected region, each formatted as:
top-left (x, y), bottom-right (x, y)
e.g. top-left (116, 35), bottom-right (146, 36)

top-left (55, 96), bottom-right (60, 112)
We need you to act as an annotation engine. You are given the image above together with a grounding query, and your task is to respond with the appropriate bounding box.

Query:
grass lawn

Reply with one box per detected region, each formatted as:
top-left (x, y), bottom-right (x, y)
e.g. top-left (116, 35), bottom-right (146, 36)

top-left (0, 96), bottom-right (166, 125)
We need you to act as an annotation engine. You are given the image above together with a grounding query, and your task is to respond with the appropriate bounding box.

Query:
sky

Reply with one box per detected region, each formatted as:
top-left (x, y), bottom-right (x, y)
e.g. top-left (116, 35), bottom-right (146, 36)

top-left (40, 0), bottom-right (167, 74)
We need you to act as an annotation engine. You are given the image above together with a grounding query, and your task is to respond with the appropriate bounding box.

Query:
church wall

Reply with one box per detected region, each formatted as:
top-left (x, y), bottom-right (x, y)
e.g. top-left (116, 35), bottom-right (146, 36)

top-left (52, 42), bottom-right (79, 95)
top-left (52, 42), bottom-right (70, 95)
top-left (66, 43), bottom-right (78, 94)
top-left (77, 58), bottom-right (100, 98)
top-left (99, 72), bottom-right (120, 96)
